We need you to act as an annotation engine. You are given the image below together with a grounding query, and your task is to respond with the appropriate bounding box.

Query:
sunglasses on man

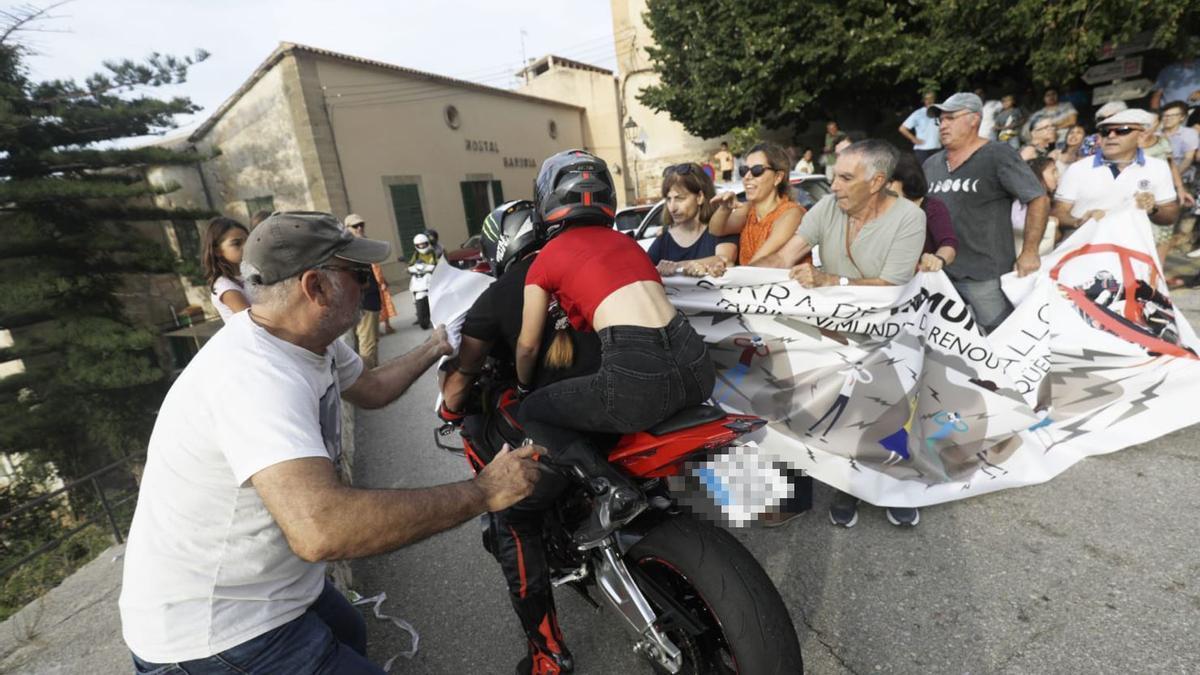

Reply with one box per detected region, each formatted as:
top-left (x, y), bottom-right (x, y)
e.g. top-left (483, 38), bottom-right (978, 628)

top-left (1098, 126), bottom-right (1139, 138)
top-left (738, 164), bottom-right (776, 178)
top-left (348, 224), bottom-right (364, 231)
top-left (315, 264), bottom-right (372, 285)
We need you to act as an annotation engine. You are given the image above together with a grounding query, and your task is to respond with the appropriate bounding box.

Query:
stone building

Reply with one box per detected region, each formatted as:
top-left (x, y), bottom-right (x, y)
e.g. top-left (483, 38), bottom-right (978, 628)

top-left (609, 0), bottom-right (734, 202)
top-left (151, 42), bottom-right (594, 280)
top-left (516, 55), bottom-right (630, 206)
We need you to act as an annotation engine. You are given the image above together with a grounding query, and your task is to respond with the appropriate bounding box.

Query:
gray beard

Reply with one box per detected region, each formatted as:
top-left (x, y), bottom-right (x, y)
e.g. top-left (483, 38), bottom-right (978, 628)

top-left (317, 271), bottom-right (361, 339)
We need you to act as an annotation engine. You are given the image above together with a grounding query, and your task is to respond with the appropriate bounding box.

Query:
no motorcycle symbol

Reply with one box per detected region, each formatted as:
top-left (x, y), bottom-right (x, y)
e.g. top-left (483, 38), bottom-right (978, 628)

top-left (1051, 243), bottom-right (1196, 359)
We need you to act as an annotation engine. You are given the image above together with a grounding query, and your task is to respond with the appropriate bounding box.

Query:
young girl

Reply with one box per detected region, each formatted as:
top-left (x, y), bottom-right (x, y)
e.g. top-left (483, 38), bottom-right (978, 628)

top-left (202, 217), bottom-right (251, 321)
top-left (649, 163), bottom-right (738, 278)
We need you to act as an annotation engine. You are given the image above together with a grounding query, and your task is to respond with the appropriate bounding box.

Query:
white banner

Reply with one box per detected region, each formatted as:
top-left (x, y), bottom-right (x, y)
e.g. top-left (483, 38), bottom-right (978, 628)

top-left (667, 210), bottom-right (1200, 507)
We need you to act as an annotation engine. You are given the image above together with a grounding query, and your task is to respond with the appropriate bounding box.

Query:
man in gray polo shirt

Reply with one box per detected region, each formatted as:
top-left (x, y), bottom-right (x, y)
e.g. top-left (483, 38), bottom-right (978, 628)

top-left (759, 139), bottom-right (926, 528)
top-left (923, 92), bottom-right (1049, 334)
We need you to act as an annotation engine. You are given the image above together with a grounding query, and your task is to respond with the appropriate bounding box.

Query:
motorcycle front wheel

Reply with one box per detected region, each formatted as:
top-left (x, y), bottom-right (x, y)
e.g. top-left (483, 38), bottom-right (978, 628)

top-left (626, 515), bottom-right (803, 674)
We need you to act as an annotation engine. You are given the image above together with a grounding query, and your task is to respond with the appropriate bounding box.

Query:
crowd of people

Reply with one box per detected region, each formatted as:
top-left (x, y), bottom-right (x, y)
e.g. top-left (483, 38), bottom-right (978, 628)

top-left (121, 60), bottom-right (1200, 672)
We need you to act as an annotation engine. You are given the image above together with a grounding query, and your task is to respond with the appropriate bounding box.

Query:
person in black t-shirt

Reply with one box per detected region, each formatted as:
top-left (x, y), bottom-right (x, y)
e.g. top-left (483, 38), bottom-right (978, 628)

top-left (438, 200), bottom-right (598, 675)
top-left (649, 162), bottom-right (739, 278)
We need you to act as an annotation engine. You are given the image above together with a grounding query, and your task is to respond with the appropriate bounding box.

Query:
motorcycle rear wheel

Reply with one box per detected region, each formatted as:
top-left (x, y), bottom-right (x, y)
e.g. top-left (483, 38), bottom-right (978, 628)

top-left (627, 515), bottom-right (803, 674)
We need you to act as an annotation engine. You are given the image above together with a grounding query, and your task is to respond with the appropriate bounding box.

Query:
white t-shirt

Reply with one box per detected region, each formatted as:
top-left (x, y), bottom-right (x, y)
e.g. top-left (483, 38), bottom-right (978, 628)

top-left (1054, 150), bottom-right (1176, 219)
top-left (119, 311), bottom-right (363, 663)
top-left (212, 276), bottom-right (247, 322)
top-left (979, 99), bottom-right (1003, 139)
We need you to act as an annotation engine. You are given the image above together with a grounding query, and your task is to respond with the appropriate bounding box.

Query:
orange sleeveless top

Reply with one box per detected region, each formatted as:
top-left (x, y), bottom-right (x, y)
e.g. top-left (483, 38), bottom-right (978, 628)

top-left (738, 198), bottom-right (805, 265)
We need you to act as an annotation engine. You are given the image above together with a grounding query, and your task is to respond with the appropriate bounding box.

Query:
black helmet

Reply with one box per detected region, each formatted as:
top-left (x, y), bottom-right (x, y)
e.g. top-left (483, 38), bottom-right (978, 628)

top-left (480, 199), bottom-right (539, 277)
top-left (533, 149), bottom-right (616, 239)
top-left (423, 228), bottom-right (440, 245)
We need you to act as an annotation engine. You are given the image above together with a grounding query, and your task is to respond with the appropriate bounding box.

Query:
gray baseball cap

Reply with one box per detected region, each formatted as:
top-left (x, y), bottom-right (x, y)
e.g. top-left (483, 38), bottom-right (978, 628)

top-left (242, 211), bottom-right (391, 285)
top-left (932, 92), bottom-right (983, 114)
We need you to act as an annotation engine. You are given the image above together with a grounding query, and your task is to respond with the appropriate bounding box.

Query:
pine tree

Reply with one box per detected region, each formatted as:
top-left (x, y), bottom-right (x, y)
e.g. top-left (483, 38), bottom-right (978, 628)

top-left (0, 4), bottom-right (211, 479)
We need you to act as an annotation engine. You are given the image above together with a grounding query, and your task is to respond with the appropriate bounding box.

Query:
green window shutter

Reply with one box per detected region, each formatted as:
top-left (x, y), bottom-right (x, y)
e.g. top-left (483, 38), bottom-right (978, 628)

top-left (389, 184), bottom-right (426, 259)
top-left (460, 181), bottom-right (490, 236)
top-left (491, 180), bottom-right (504, 205)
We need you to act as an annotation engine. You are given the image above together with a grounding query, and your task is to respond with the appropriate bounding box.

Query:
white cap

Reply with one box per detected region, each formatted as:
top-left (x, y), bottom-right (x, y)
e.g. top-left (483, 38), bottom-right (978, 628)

top-left (1098, 108), bottom-right (1155, 128)
top-left (1094, 100), bottom-right (1128, 121)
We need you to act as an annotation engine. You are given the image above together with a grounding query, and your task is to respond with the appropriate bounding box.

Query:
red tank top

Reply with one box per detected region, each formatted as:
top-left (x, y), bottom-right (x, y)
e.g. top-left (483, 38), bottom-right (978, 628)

top-left (526, 225), bottom-right (660, 331)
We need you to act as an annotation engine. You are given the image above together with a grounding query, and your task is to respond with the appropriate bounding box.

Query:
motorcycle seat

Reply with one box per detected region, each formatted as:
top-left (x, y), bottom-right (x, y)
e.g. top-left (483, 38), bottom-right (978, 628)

top-left (646, 405), bottom-right (726, 436)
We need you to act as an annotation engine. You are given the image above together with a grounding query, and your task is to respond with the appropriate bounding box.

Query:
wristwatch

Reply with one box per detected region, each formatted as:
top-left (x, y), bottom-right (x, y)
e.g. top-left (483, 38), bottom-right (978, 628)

top-left (838, 276), bottom-right (850, 287)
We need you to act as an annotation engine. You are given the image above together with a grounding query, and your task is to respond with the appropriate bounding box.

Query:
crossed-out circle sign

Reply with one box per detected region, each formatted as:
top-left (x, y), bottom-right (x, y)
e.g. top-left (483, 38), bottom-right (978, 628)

top-left (1050, 243), bottom-right (1196, 359)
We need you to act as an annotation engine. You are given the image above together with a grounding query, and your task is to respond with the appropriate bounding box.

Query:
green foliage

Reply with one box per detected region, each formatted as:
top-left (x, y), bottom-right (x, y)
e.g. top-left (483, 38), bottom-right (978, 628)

top-left (640, 0), bottom-right (1200, 138)
top-left (0, 5), bottom-right (210, 478)
top-left (727, 123), bottom-right (765, 155)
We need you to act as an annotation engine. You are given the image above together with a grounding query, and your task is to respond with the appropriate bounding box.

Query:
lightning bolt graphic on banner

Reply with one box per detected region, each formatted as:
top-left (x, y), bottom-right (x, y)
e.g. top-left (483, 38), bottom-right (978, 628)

top-left (1112, 375), bottom-right (1168, 424)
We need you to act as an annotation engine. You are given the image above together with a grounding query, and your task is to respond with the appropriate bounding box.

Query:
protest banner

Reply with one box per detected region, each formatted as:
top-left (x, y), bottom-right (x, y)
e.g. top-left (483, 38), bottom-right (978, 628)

top-left (666, 210), bottom-right (1200, 506)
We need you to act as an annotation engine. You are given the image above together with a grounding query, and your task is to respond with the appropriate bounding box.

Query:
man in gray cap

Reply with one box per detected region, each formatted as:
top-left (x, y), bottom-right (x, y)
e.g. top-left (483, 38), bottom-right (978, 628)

top-left (923, 92), bottom-right (1050, 334)
top-left (119, 211), bottom-right (541, 674)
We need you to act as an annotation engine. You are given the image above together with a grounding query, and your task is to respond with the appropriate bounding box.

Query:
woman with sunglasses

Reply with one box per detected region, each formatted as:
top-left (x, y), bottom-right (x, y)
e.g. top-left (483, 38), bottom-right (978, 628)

top-left (707, 142), bottom-right (805, 266)
top-left (649, 163), bottom-right (739, 277)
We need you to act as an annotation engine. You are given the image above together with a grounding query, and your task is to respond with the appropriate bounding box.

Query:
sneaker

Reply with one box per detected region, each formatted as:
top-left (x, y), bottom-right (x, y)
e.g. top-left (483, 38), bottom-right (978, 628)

top-left (572, 486), bottom-right (646, 549)
top-left (886, 506), bottom-right (920, 527)
top-left (828, 491), bottom-right (859, 528)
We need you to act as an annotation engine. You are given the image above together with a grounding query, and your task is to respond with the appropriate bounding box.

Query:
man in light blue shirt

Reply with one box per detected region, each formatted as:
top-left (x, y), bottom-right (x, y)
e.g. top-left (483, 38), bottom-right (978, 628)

top-left (899, 91), bottom-right (942, 163)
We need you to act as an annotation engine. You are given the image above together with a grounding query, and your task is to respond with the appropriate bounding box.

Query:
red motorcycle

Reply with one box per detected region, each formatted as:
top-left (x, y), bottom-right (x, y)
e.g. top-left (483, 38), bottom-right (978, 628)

top-left (437, 377), bottom-right (804, 674)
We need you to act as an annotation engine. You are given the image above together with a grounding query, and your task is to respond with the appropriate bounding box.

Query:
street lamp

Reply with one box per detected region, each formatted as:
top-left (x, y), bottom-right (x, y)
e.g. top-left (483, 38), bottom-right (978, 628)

top-left (623, 116), bottom-right (646, 153)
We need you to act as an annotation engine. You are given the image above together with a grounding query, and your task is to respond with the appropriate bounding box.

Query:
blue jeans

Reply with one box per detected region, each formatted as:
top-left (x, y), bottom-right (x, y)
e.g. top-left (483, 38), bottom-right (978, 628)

top-left (131, 581), bottom-right (381, 674)
top-left (952, 278), bottom-right (1013, 335)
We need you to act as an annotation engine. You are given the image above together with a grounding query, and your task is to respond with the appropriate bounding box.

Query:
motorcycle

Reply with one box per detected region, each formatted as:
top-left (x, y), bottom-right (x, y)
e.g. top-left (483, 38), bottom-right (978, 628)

top-left (408, 261), bottom-right (436, 329)
top-left (436, 371), bottom-right (804, 674)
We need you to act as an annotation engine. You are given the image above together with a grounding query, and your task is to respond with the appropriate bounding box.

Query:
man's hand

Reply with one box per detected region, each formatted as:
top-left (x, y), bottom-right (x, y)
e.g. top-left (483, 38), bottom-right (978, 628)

top-left (1134, 191), bottom-right (1156, 212)
top-left (427, 325), bottom-right (452, 357)
top-left (1180, 191), bottom-right (1196, 209)
top-left (789, 262), bottom-right (832, 288)
top-left (473, 443), bottom-right (540, 511)
top-left (918, 253), bottom-right (945, 272)
top-left (656, 260), bottom-right (679, 277)
top-left (1081, 209), bottom-right (1106, 224)
top-left (1014, 250), bottom-right (1041, 277)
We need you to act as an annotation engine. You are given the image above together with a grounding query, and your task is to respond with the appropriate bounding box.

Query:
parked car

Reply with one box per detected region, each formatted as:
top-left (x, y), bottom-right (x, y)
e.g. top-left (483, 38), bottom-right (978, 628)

top-left (446, 234), bottom-right (484, 269)
top-left (628, 172), bottom-right (832, 244)
top-left (614, 203), bottom-right (655, 233)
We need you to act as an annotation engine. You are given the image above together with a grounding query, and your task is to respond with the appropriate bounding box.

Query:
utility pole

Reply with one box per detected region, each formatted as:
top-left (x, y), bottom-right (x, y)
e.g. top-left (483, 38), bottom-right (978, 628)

top-left (520, 29), bottom-right (529, 84)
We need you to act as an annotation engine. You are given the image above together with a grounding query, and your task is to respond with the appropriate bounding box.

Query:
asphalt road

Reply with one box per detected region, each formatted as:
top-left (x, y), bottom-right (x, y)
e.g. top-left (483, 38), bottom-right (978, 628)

top-left (352, 297), bottom-right (1200, 675)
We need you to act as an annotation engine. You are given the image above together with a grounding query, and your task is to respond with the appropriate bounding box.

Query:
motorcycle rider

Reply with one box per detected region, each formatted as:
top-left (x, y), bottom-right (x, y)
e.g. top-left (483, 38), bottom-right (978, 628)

top-left (439, 200), bottom-right (600, 674)
top-left (407, 233), bottom-right (438, 328)
top-left (516, 150), bottom-right (716, 548)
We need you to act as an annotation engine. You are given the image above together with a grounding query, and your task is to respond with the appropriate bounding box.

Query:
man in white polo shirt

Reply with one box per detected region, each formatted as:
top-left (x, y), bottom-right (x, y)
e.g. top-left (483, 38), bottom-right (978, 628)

top-left (1052, 109), bottom-right (1179, 251)
top-left (119, 212), bottom-right (540, 674)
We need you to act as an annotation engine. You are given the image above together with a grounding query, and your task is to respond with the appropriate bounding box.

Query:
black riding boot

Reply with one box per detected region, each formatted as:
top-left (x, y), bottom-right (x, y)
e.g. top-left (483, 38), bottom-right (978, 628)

top-left (554, 439), bottom-right (646, 549)
top-left (414, 297), bottom-right (431, 329)
top-left (511, 587), bottom-right (574, 674)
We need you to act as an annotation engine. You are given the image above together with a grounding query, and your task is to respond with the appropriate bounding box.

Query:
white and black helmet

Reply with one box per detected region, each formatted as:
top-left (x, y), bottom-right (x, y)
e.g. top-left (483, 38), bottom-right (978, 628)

top-left (480, 199), bottom-right (540, 277)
